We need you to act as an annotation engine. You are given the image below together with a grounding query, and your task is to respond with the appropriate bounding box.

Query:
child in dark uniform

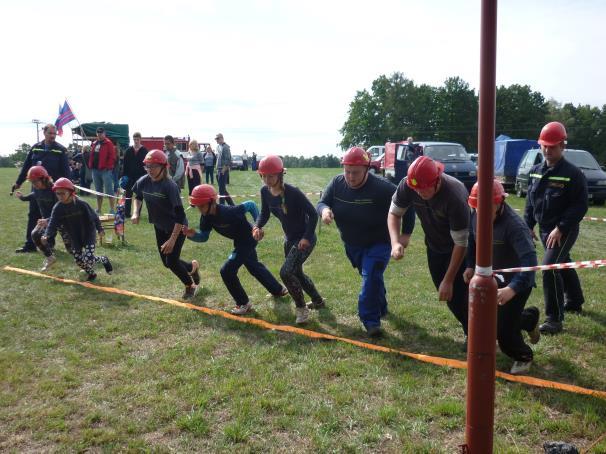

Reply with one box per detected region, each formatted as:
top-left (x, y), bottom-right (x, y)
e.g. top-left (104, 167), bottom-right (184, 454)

top-left (14, 166), bottom-right (72, 271)
top-left (131, 149), bottom-right (200, 301)
top-left (185, 184), bottom-right (287, 315)
top-left (41, 177), bottom-right (112, 281)
top-left (464, 180), bottom-right (540, 375)
top-left (252, 155), bottom-right (324, 324)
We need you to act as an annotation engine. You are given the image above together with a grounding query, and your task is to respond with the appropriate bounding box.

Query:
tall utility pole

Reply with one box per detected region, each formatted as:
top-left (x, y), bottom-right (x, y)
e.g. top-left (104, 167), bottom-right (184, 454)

top-left (465, 0), bottom-right (498, 452)
top-left (32, 119), bottom-right (43, 142)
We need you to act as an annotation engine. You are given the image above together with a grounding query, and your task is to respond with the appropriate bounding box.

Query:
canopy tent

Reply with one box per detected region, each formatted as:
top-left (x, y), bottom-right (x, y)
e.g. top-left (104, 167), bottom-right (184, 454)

top-left (72, 122), bottom-right (130, 150)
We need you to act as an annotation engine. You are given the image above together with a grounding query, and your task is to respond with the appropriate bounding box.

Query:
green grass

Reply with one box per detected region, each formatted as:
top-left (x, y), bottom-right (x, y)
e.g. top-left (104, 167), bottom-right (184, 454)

top-left (1, 167), bottom-right (605, 452)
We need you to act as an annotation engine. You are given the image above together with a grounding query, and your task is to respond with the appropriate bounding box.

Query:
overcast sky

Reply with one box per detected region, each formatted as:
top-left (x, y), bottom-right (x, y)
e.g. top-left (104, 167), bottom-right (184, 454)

top-left (1, 0), bottom-right (604, 157)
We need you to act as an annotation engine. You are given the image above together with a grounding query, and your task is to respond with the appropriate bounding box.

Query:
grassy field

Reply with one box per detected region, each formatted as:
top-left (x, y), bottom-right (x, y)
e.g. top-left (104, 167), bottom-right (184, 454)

top-left (1, 167), bottom-right (605, 453)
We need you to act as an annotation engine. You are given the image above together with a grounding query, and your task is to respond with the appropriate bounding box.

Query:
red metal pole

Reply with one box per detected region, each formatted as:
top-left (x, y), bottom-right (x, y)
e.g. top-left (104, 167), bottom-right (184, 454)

top-left (465, 0), bottom-right (498, 452)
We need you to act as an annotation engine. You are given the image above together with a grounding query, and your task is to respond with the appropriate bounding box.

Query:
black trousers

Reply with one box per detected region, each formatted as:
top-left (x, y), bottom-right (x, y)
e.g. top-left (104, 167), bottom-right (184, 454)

top-left (427, 248), bottom-right (469, 335)
top-left (280, 239), bottom-right (322, 308)
top-left (497, 287), bottom-right (536, 362)
top-left (154, 226), bottom-right (193, 286)
top-left (540, 226), bottom-right (585, 322)
top-left (23, 199), bottom-right (41, 249)
top-left (187, 169), bottom-right (202, 196)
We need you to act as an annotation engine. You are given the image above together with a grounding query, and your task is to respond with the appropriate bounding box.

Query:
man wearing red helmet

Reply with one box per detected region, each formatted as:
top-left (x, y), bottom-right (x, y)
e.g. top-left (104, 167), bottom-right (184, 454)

top-left (388, 156), bottom-right (470, 343)
top-left (14, 166), bottom-right (73, 271)
top-left (524, 122), bottom-right (588, 334)
top-left (41, 178), bottom-right (112, 281)
top-left (464, 180), bottom-right (540, 375)
top-left (131, 149), bottom-right (201, 300)
top-left (185, 184), bottom-right (287, 315)
top-left (317, 146), bottom-right (415, 337)
top-left (253, 155), bottom-right (324, 324)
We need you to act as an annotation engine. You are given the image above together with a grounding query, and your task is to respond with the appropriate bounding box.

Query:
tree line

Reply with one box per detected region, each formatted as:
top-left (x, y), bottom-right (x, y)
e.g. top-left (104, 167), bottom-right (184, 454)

top-left (339, 72), bottom-right (606, 164)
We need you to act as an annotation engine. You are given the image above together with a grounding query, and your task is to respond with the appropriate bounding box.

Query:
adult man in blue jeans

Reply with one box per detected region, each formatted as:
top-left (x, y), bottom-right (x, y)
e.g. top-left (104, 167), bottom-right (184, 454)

top-left (317, 147), bottom-right (414, 337)
top-left (215, 133), bottom-right (234, 205)
top-left (89, 127), bottom-right (117, 214)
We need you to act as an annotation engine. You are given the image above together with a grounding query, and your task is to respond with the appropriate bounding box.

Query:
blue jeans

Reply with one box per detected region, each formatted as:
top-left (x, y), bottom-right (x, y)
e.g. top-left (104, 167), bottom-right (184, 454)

top-left (220, 245), bottom-right (283, 306)
top-left (205, 165), bottom-right (214, 184)
top-left (91, 169), bottom-right (114, 196)
top-left (344, 242), bottom-right (391, 329)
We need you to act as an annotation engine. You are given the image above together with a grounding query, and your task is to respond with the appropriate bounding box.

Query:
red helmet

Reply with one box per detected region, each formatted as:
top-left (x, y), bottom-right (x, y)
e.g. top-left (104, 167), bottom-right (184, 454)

top-left (27, 165), bottom-right (49, 181)
top-left (258, 155), bottom-right (284, 175)
top-left (538, 122), bottom-right (567, 146)
top-left (189, 184), bottom-right (217, 206)
top-left (468, 180), bottom-right (508, 209)
top-left (52, 177), bottom-right (75, 192)
top-left (143, 149), bottom-right (168, 166)
top-left (406, 156), bottom-right (444, 190)
top-left (341, 147), bottom-right (371, 166)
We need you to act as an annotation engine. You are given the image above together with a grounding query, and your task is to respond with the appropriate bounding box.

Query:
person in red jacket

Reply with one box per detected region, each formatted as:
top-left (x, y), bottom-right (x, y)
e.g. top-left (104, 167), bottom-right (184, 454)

top-left (89, 127), bottom-right (117, 214)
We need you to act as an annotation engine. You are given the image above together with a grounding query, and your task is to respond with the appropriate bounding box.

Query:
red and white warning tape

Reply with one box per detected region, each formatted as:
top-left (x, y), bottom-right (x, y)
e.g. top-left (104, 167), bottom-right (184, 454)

top-left (495, 259), bottom-right (606, 273)
top-left (75, 185), bottom-right (127, 199)
top-left (218, 191), bottom-right (323, 199)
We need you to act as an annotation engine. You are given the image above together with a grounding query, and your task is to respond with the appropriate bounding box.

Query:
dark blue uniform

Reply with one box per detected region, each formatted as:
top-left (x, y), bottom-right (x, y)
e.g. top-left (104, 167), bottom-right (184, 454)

top-left (15, 141), bottom-right (70, 250)
top-left (189, 202), bottom-right (283, 307)
top-left (524, 158), bottom-right (588, 322)
top-left (468, 204), bottom-right (539, 362)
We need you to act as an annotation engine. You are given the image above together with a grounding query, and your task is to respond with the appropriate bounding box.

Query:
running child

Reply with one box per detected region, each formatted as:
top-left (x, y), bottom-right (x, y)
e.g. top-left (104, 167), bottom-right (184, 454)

top-left (41, 178), bottom-right (112, 281)
top-left (184, 184), bottom-right (287, 315)
top-left (131, 149), bottom-right (200, 300)
top-left (252, 155), bottom-right (324, 324)
top-left (14, 166), bottom-right (72, 271)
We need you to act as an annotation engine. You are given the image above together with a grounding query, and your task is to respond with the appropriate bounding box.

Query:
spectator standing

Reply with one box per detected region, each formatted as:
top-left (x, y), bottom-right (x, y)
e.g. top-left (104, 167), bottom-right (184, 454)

top-left (215, 133), bottom-right (234, 205)
top-left (164, 135), bottom-right (185, 189)
top-left (121, 132), bottom-right (148, 217)
top-left (203, 145), bottom-right (216, 184)
top-left (186, 140), bottom-right (204, 195)
top-left (89, 127), bottom-right (117, 214)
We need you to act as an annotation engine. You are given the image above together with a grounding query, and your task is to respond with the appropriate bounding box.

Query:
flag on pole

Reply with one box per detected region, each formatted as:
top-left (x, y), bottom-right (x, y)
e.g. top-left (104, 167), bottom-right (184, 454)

top-left (54, 100), bottom-right (76, 136)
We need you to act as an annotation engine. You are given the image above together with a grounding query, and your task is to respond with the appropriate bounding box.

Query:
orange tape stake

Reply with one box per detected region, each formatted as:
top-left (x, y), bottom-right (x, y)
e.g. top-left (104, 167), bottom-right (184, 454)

top-left (4, 265), bottom-right (606, 400)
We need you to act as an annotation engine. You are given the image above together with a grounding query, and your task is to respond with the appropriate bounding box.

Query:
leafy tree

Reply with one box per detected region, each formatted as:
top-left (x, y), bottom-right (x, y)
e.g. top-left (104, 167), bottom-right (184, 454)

top-left (0, 143), bottom-right (30, 168)
top-left (496, 84), bottom-right (548, 138)
top-left (433, 77), bottom-right (478, 150)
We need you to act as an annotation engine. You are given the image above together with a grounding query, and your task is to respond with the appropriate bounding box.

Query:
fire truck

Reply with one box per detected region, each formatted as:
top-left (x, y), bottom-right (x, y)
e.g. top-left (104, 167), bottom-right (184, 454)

top-left (140, 136), bottom-right (190, 153)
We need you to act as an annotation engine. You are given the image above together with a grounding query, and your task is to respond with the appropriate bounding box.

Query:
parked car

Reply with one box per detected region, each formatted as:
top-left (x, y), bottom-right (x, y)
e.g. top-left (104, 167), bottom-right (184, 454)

top-left (369, 152), bottom-right (384, 174)
top-left (515, 148), bottom-right (606, 205)
top-left (367, 145), bottom-right (385, 160)
top-left (230, 154), bottom-right (245, 170)
top-left (384, 141), bottom-right (476, 189)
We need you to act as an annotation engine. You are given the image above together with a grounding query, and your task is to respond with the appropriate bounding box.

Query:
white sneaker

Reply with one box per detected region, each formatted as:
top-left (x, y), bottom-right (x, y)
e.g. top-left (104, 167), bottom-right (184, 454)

top-left (295, 307), bottom-right (310, 324)
top-left (230, 303), bottom-right (252, 315)
top-left (40, 255), bottom-right (57, 272)
top-left (510, 360), bottom-right (532, 375)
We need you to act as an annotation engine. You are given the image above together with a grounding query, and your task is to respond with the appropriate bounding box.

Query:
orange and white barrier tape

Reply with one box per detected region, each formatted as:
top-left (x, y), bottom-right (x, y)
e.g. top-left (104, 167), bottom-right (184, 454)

top-left (495, 259), bottom-right (606, 274)
top-left (3, 265), bottom-right (606, 400)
